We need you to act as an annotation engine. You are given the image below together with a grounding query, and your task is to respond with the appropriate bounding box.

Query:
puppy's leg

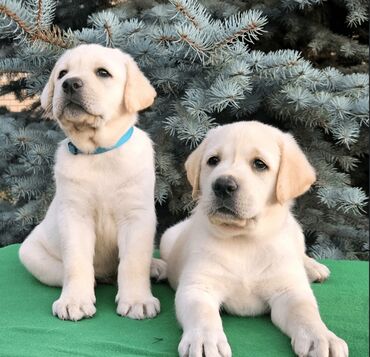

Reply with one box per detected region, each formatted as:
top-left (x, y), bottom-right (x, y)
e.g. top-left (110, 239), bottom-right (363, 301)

top-left (270, 287), bottom-right (348, 357)
top-left (304, 255), bottom-right (330, 283)
top-left (19, 225), bottom-right (63, 286)
top-left (150, 258), bottom-right (167, 281)
top-left (52, 211), bottom-right (96, 321)
top-left (160, 219), bottom-right (188, 261)
top-left (176, 285), bottom-right (232, 357)
top-left (116, 209), bottom-right (160, 319)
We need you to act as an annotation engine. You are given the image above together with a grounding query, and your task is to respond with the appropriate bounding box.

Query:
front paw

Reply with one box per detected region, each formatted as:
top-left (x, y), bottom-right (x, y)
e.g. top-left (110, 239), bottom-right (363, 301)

top-left (292, 328), bottom-right (348, 357)
top-left (115, 294), bottom-right (160, 319)
top-left (178, 328), bottom-right (232, 357)
top-left (150, 258), bottom-right (167, 281)
top-left (305, 258), bottom-right (330, 283)
top-left (52, 292), bottom-right (96, 321)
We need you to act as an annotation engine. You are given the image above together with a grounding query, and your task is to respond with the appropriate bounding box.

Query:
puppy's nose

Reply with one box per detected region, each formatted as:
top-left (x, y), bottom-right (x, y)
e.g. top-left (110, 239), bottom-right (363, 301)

top-left (62, 77), bottom-right (83, 94)
top-left (212, 176), bottom-right (238, 198)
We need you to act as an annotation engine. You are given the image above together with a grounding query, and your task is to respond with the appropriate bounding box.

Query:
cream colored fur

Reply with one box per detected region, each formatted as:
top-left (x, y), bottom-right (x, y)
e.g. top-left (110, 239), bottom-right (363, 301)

top-left (19, 44), bottom-right (159, 321)
top-left (158, 121), bottom-right (347, 357)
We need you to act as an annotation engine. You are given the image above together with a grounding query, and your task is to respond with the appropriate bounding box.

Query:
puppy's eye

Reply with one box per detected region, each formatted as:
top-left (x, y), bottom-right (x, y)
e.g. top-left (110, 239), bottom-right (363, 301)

top-left (253, 159), bottom-right (268, 171)
top-left (96, 68), bottom-right (112, 78)
top-left (58, 70), bottom-right (68, 79)
top-left (207, 156), bottom-right (220, 166)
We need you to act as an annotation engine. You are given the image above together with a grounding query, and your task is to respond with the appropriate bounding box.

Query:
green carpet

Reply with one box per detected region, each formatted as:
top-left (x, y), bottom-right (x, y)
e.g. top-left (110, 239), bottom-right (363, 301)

top-left (0, 244), bottom-right (368, 356)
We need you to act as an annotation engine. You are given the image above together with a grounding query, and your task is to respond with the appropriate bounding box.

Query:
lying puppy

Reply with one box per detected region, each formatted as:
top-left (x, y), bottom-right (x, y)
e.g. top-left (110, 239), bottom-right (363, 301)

top-left (19, 44), bottom-right (160, 321)
top-left (159, 121), bottom-right (347, 357)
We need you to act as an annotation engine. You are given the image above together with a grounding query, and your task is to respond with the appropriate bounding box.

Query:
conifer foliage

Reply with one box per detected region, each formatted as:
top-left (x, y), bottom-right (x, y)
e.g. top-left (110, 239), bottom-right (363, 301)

top-left (0, 0), bottom-right (368, 259)
top-left (0, 114), bottom-right (63, 245)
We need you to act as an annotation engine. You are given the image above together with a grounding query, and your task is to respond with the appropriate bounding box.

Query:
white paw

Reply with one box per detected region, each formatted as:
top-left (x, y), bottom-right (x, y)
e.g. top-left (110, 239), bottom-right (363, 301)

top-left (116, 294), bottom-right (160, 319)
top-left (150, 258), bottom-right (167, 281)
top-left (292, 328), bottom-right (348, 357)
top-left (52, 293), bottom-right (96, 321)
top-left (306, 259), bottom-right (330, 283)
top-left (178, 328), bottom-right (232, 357)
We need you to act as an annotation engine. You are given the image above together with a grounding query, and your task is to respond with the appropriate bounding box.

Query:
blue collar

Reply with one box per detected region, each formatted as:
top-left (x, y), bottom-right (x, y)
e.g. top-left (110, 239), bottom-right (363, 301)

top-left (68, 126), bottom-right (134, 155)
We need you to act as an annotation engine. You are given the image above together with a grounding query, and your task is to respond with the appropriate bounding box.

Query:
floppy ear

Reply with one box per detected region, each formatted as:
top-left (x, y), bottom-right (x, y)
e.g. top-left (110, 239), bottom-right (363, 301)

top-left (185, 140), bottom-right (207, 200)
top-left (276, 133), bottom-right (316, 204)
top-left (40, 70), bottom-right (55, 118)
top-left (124, 56), bottom-right (156, 113)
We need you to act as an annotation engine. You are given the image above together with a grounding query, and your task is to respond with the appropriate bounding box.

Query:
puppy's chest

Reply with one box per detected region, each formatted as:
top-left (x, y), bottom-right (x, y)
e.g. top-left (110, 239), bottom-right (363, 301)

top-left (57, 141), bottom-right (145, 183)
top-left (57, 155), bottom-right (148, 202)
top-left (221, 263), bottom-right (270, 316)
top-left (215, 248), bottom-right (284, 316)
top-left (64, 156), bottom-right (128, 182)
top-left (93, 205), bottom-right (119, 277)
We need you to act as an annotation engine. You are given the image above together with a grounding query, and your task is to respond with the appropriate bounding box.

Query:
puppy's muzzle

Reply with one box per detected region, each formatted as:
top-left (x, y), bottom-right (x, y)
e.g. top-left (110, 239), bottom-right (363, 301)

top-left (62, 77), bottom-right (84, 95)
top-left (61, 77), bottom-right (88, 115)
top-left (212, 176), bottom-right (238, 199)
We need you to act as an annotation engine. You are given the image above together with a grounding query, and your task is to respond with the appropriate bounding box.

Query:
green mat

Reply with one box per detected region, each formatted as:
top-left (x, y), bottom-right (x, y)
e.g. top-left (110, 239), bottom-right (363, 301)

top-left (0, 244), bottom-right (368, 356)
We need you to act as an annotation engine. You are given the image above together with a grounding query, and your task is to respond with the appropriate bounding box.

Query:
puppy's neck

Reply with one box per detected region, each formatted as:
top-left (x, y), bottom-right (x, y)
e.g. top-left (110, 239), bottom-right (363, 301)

top-left (243, 203), bottom-right (291, 240)
top-left (199, 203), bottom-right (291, 241)
top-left (60, 112), bottom-right (137, 154)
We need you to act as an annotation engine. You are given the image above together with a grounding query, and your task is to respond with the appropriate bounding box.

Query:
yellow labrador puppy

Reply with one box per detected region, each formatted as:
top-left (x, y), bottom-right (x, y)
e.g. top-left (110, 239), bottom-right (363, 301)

top-left (159, 121), bottom-right (348, 357)
top-left (19, 44), bottom-right (160, 321)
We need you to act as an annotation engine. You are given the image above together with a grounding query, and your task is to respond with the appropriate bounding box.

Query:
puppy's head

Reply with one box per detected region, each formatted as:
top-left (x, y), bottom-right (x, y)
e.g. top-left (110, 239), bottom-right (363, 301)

top-left (41, 44), bottom-right (156, 133)
top-left (185, 121), bottom-right (316, 229)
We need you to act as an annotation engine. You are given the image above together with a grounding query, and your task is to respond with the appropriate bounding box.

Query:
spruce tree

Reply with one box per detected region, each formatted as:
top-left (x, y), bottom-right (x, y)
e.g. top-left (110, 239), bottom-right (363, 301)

top-left (0, 113), bottom-right (63, 245)
top-left (0, 0), bottom-right (368, 259)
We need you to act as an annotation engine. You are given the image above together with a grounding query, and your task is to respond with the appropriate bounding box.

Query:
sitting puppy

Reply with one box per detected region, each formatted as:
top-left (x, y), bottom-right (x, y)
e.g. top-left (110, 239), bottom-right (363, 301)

top-left (19, 44), bottom-right (160, 321)
top-left (159, 121), bottom-right (348, 357)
